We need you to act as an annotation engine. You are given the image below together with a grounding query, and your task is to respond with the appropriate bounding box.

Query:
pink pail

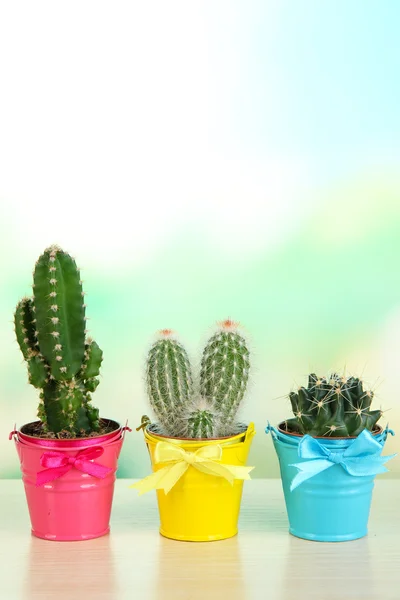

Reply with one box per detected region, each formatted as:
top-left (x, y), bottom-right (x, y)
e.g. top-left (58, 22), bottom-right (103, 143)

top-left (11, 419), bottom-right (129, 541)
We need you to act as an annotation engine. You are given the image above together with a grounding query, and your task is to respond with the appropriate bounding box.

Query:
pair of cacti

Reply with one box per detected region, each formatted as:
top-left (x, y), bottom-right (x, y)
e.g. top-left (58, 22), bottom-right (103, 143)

top-left (15, 246), bottom-right (383, 439)
top-left (146, 322), bottom-right (250, 438)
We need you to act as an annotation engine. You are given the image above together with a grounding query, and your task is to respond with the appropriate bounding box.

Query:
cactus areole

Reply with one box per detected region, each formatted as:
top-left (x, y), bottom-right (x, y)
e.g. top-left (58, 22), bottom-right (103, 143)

top-left (14, 245), bottom-right (111, 438)
top-left (282, 372), bottom-right (384, 438)
top-left (145, 321), bottom-right (250, 439)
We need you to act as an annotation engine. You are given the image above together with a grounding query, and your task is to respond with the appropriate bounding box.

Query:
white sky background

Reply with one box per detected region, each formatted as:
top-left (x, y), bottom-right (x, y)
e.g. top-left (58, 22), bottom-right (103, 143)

top-left (1, 1), bottom-right (400, 475)
top-left (0, 1), bottom-right (313, 268)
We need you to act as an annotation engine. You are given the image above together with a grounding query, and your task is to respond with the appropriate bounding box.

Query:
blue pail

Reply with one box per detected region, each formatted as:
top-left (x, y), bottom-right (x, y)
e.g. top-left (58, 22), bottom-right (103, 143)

top-left (266, 423), bottom-right (394, 542)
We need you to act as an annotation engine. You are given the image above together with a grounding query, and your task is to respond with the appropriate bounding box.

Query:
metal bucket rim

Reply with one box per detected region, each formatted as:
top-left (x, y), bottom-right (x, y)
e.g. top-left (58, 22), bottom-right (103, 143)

top-left (17, 418), bottom-right (122, 449)
top-left (277, 421), bottom-right (383, 440)
top-left (145, 422), bottom-right (255, 449)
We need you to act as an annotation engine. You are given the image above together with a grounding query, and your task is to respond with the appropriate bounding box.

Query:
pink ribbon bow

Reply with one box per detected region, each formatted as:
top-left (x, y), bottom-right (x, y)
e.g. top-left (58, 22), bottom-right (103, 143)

top-left (36, 446), bottom-right (113, 487)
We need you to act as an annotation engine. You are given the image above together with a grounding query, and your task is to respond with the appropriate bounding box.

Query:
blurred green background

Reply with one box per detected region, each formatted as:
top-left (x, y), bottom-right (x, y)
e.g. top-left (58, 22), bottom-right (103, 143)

top-left (0, 1), bottom-right (399, 477)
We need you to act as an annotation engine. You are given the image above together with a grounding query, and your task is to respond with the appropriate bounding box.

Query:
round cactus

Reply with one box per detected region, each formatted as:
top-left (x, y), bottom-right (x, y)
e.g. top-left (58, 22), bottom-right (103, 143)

top-left (187, 408), bottom-right (215, 439)
top-left (285, 372), bottom-right (383, 437)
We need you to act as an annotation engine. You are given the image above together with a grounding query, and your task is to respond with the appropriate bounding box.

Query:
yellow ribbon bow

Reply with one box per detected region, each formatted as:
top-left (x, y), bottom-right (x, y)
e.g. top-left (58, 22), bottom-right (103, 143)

top-left (130, 441), bottom-right (254, 495)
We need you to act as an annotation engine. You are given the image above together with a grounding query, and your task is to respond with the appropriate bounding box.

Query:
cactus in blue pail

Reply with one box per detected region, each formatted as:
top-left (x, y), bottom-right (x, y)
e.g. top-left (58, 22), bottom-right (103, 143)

top-left (284, 372), bottom-right (383, 437)
top-left (267, 371), bottom-right (393, 542)
top-left (145, 321), bottom-right (250, 438)
top-left (14, 245), bottom-right (102, 436)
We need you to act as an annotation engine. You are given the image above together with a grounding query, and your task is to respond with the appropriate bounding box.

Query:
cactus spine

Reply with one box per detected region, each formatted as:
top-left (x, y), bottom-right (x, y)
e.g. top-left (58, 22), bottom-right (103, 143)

top-left (145, 321), bottom-right (250, 438)
top-left (14, 245), bottom-right (102, 436)
top-left (285, 372), bottom-right (383, 437)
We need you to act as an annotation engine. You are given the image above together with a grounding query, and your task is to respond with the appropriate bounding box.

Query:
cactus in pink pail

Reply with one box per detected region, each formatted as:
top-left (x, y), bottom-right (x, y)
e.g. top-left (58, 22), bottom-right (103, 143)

top-left (145, 321), bottom-right (250, 438)
top-left (14, 245), bottom-right (102, 436)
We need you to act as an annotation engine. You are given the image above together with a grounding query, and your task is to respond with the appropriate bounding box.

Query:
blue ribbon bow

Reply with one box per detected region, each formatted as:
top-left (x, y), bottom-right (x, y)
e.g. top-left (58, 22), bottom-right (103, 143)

top-left (289, 429), bottom-right (396, 492)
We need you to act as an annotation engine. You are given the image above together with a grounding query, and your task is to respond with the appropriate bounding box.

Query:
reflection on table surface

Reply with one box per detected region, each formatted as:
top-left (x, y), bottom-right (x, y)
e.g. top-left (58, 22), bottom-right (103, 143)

top-left (0, 480), bottom-right (398, 600)
top-left (25, 535), bottom-right (118, 600)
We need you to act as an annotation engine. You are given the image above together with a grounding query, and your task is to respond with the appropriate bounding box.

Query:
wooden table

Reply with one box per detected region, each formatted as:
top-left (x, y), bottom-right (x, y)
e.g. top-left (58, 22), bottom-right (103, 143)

top-left (1, 479), bottom-right (398, 600)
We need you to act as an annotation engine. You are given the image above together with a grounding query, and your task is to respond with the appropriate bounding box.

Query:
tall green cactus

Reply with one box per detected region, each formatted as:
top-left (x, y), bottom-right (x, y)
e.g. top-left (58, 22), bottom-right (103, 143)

top-left (33, 246), bottom-right (85, 380)
top-left (146, 331), bottom-right (193, 433)
top-left (145, 321), bottom-right (250, 438)
top-left (284, 372), bottom-right (383, 437)
top-left (200, 320), bottom-right (250, 429)
top-left (14, 245), bottom-right (102, 436)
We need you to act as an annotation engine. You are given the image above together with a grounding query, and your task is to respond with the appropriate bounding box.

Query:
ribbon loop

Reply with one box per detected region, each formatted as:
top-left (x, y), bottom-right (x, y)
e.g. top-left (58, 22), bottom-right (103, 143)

top-left (289, 429), bottom-right (396, 491)
top-left (131, 441), bottom-right (254, 495)
top-left (36, 446), bottom-right (113, 487)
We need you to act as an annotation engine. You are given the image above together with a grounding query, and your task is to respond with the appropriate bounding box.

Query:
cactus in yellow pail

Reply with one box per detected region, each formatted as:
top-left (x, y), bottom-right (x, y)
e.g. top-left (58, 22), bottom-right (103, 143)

top-left (132, 321), bottom-right (256, 541)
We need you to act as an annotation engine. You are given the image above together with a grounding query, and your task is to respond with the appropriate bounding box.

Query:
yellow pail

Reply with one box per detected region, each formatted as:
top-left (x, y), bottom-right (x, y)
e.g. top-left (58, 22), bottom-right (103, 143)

top-left (144, 423), bottom-right (255, 542)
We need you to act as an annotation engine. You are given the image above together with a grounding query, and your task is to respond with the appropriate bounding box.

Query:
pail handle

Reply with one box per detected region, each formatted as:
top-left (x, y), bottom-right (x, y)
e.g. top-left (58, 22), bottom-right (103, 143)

top-left (245, 422), bottom-right (256, 442)
top-left (381, 424), bottom-right (395, 443)
top-left (265, 422), bottom-right (279, 440)
top-left (121, 419), bottom-right (132, 448)
top-left (136, 415), bottom-right (151, 434)
top-left (121, 420), bottom-right (132, 441)
top-left (8, 424), bottom-right (17, 441)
